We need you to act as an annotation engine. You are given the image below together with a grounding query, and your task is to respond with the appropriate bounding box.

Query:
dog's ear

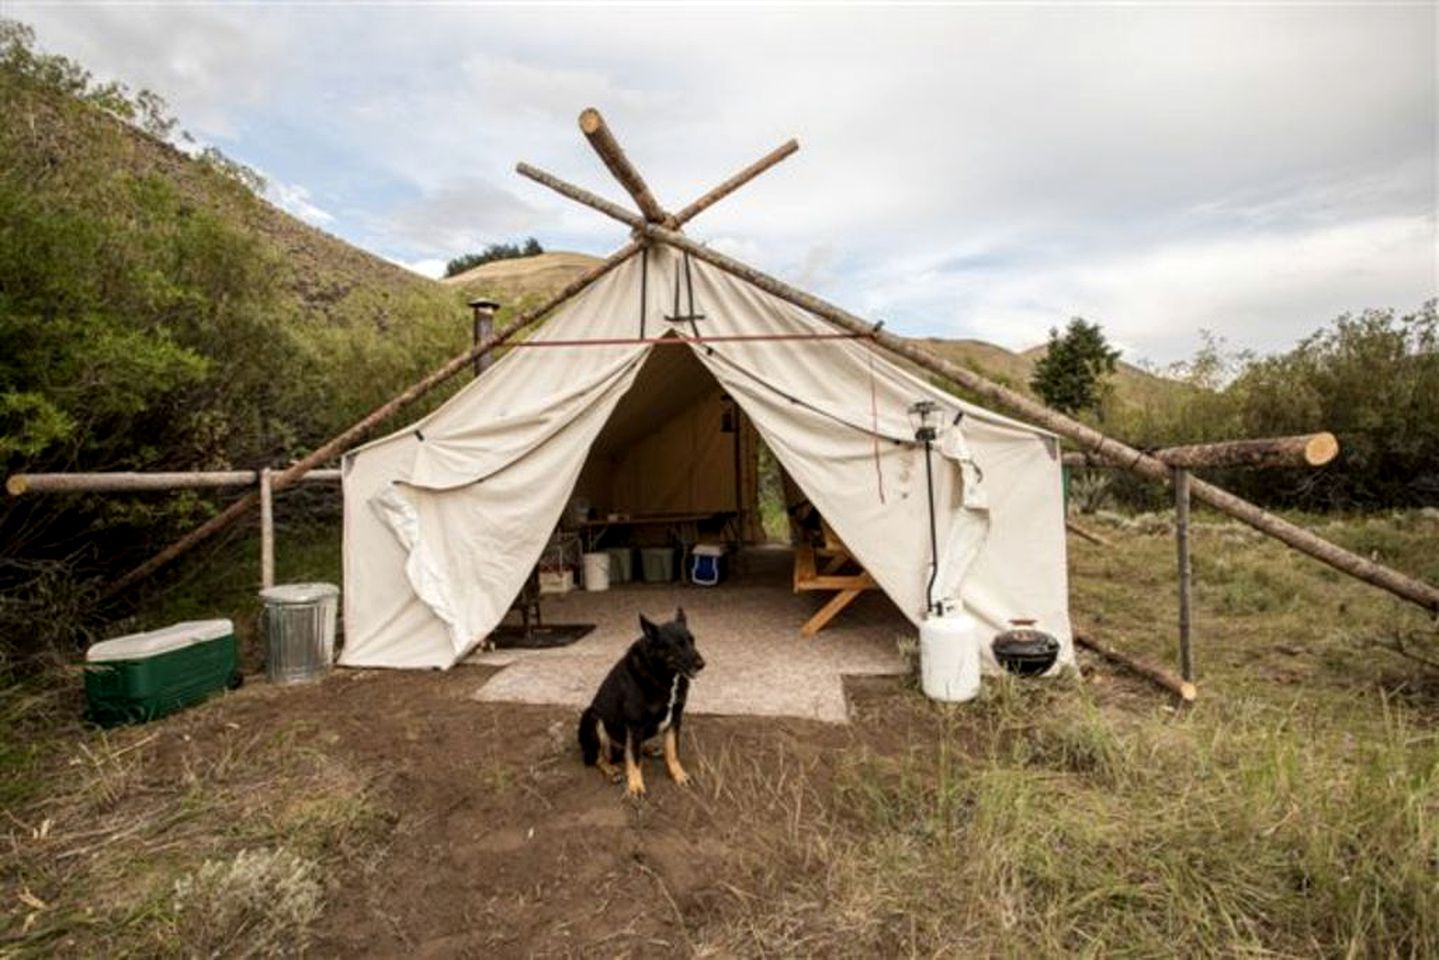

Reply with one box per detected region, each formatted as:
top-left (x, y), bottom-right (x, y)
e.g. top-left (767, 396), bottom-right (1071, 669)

top-left (639, 614), bottom-right (658, 639)
top-left (674, 607), bottom-right (687, 626)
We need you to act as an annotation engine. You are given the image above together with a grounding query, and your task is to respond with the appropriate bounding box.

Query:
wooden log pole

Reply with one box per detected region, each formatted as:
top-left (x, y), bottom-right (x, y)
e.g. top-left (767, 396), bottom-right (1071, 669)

top-left (517, 163), bottom-right (640, 229)
top-left (578, 108), bottom-right (669, 223)
top-left (98, 241), bottom-right (643, 601)
top-left (6, 469), bottom-right (341, 495)
top-left (1162, 432), bottom-right (1339, 470)
top-left (259, 468), bottom-right (275, 591)
top-left (1174, 468), bottom-right (1193, 682)
top-left (668, 139), bottom-right (799, 227)
top-left (514, 161), bottom-right (1439, 611)
top-left (1074, 632), bottom-right (1198, 701)
top-left (1066, 519), bottom-right (1113, 548)
top-left (1062, 432), bottom-right (1339, 471)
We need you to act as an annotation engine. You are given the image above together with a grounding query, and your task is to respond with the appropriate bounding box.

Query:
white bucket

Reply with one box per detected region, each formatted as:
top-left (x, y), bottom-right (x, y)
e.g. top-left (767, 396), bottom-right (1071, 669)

top-left (919, 607), bottom-right (981, 703)
top-left (582, 552), bottom-right (611, 592)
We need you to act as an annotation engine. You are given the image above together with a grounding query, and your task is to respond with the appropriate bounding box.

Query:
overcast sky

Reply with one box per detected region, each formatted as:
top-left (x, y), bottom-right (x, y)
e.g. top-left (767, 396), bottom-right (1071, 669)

top-left (12, 2), bottom-right (1436, 364)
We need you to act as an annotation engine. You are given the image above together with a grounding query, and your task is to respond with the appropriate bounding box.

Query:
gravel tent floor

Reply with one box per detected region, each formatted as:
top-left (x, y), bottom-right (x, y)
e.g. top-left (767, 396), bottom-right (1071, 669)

top-left (469, 546), bottom-right (910, 723)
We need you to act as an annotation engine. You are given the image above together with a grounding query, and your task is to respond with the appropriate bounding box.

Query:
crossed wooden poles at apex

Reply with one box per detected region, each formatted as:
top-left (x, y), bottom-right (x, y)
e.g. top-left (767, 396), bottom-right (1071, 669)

top-left (104, 108), bottom-right (1439, 642)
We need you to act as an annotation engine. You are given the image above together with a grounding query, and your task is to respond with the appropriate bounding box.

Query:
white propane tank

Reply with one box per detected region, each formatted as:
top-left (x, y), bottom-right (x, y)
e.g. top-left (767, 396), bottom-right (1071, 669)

top-left (919, 604), bottom-right (981, 703)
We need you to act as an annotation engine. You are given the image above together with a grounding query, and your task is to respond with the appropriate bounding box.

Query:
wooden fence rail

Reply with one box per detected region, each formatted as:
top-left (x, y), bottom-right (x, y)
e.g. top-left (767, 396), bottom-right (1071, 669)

top-left (5, 468), bottom-right (343, 590)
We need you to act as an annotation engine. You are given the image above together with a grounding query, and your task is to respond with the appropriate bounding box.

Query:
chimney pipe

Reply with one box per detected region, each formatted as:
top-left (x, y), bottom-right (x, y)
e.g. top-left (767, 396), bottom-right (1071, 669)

top-left (468, 298), bottom-right (501, 378)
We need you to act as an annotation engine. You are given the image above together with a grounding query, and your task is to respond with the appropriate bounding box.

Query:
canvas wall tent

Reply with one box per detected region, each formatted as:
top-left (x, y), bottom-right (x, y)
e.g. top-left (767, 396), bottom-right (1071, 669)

top-left (100, 108), bottom-right (1438, 660)
top-left (340, 245), bottom-right (1073, 671)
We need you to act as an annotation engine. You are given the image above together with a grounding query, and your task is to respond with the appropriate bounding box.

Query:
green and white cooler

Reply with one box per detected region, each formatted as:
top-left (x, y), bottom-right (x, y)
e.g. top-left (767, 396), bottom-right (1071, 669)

top-left (84, 619), bottom-right (240, 726)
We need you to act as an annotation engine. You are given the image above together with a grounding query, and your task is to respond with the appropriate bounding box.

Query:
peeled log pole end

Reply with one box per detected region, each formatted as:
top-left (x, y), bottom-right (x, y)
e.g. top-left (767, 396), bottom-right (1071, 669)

top-left (5, 475), bottom-right (27, 496)
top-left (1305, 431), bottom-right (1339, 467)
top-left (1178, 681), bottom-right (1198, 702)
top-left (578, 107), bottom-right (603, 134)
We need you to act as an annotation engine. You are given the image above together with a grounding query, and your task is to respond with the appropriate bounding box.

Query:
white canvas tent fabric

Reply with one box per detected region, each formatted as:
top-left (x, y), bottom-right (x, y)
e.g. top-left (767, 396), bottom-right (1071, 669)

top-left (340, 245), bottom-right (1072, 671)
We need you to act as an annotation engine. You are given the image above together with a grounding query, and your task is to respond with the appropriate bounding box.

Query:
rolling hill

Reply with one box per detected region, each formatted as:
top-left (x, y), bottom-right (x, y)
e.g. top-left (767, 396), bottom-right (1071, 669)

top-left (443, 251), bottom-right (602, 303)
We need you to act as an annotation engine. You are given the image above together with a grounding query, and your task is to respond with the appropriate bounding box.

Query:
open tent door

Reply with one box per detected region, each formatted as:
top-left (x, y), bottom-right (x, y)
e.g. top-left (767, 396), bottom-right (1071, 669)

top-left (571, 340), bottom-right (761, 543)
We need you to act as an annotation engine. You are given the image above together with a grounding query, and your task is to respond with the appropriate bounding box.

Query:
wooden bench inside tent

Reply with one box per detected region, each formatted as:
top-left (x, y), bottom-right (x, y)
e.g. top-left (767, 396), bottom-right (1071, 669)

top-left (792, 518), bottom-right (877, 636)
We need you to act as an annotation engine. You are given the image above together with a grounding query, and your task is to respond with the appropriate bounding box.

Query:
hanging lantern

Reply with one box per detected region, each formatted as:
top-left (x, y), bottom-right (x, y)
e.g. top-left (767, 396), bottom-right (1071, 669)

top-left (908, 399), bottom-right (939, 442)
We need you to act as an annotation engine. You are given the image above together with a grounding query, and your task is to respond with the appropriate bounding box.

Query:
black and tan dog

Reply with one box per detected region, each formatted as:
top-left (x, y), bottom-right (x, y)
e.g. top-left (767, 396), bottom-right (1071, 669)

top-left (578, 608), bottom-right (705, 798)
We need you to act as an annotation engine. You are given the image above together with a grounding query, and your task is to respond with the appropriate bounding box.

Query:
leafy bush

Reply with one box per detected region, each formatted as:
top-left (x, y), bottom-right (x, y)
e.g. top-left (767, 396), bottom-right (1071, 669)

top-left (1103, 306), bottom-right (1438, 510)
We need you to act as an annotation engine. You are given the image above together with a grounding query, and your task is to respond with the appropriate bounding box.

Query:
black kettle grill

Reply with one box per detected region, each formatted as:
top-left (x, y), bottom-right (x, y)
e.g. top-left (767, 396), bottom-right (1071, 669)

top-left (992, 620), bottom-right (1060, 677)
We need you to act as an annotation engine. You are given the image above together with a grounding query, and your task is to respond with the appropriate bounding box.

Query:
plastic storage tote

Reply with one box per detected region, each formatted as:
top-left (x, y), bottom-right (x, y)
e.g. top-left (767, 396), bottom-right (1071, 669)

top-left (640, 547), bottom-right (676, 583)
top-left (85, 619), bottom-right (239, 726)
top-left (260, 582), bottom-right (339, 684)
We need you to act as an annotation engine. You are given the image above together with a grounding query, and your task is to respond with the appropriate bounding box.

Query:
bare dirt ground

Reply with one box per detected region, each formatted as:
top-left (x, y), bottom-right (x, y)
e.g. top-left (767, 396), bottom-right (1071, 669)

top-left (148, 665), bottom-right (910, 959)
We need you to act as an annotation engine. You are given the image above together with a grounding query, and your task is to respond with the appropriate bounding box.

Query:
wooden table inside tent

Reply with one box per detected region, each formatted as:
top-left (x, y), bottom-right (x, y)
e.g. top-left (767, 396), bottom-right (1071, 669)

top-left (792, 520), bottom-right (878, 636)
top-left (579, 512), bottom-right (737, 553)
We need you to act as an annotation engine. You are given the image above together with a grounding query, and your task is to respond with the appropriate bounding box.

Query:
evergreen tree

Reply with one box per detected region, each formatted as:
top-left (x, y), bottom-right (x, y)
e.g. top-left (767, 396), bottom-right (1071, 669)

top-left (1030, 318), bottom-right (1121, 415)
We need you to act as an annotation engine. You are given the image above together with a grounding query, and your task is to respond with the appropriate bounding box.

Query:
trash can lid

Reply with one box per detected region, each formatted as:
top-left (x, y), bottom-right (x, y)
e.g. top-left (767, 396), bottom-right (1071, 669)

top-left (259, 582), bottom-right (340, 605)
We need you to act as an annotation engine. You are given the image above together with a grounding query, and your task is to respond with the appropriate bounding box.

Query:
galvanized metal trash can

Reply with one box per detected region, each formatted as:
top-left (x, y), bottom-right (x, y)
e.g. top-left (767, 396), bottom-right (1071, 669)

top-left (260, 582), bottom-right (339, 684)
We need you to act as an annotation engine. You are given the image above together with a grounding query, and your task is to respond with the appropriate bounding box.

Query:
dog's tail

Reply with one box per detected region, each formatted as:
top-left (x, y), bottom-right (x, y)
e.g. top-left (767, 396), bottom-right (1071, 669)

top-left (577, 706), bottom-right (600, 766)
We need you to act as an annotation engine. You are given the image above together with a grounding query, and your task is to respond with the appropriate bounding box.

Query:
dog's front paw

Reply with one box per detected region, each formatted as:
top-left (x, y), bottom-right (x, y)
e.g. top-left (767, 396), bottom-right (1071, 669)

top-left (625, 779), bottom-right (646, 799)
top-left (669, 767), bottom-right (692, 787)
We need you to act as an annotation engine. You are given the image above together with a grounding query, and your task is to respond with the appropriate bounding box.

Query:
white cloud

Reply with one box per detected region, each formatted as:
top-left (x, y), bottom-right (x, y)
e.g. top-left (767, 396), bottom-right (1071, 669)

top-left (382, 178), bottom-right (540, 258)
top-left (857, 213), bottom-right (1436, 361)
top-left (263, 177), bottom-right (334, 228)
top-left (11, 3), bottom-right (1435, 362)
top-left (396, 257), bottom-right (447, 280)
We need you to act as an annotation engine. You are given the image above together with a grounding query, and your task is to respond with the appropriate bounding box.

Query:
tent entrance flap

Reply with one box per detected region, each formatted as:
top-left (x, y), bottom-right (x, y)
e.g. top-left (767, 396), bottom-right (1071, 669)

top-left (365, 341), bottom-right (654, 664)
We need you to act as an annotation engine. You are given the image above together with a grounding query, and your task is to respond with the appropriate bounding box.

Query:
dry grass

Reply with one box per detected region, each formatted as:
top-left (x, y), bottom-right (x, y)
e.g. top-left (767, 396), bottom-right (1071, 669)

top-left (686, 509), bottom-right (1439, 957)
top-left (0, 695), bottom-right (387, 958)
